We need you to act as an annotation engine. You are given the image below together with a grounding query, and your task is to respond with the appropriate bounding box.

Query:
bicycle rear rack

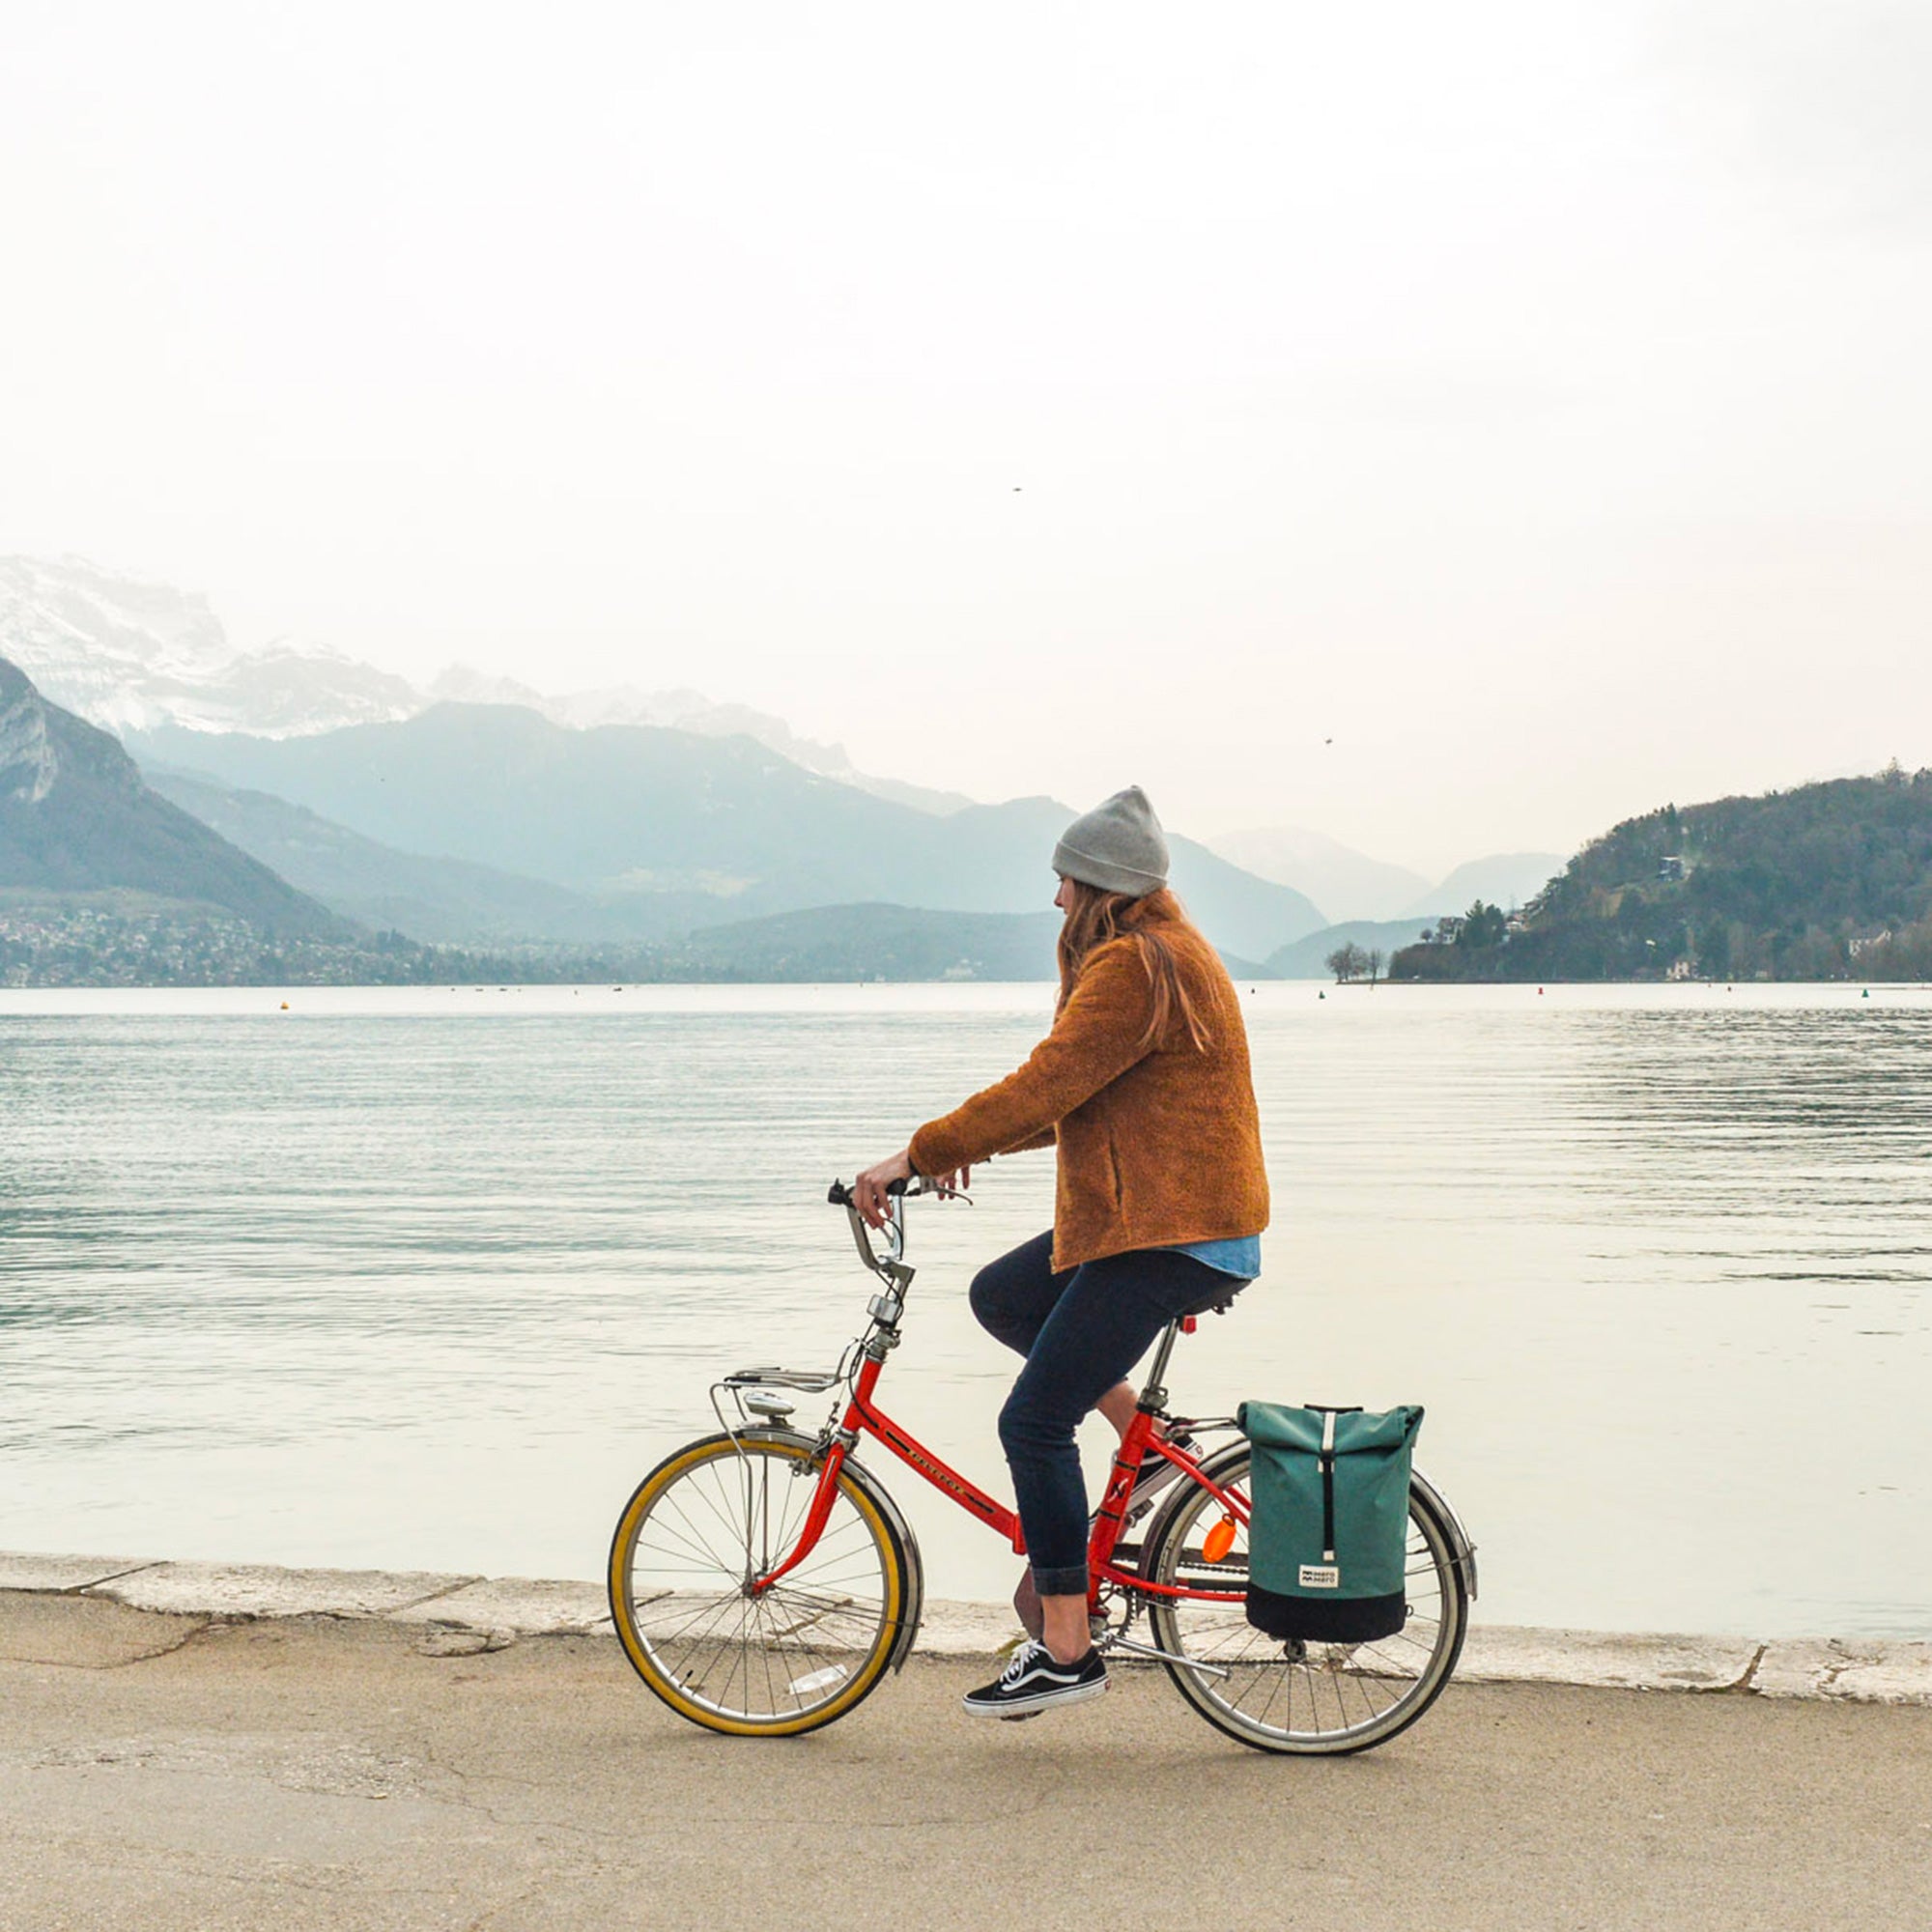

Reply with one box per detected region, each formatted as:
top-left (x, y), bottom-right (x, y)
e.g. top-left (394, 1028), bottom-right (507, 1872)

top-left (712, 1364), bottom-right (848, 1439)
top-left (722, 1366), bottom-right (844, 1395)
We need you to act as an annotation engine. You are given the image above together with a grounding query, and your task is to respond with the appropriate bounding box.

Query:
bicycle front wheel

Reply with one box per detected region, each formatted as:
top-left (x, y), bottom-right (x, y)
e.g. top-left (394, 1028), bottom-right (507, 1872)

top-left (608, 1431), bottom-right (912, 1737)
top-left (1141, 1442), bottom-right (1468, 1754)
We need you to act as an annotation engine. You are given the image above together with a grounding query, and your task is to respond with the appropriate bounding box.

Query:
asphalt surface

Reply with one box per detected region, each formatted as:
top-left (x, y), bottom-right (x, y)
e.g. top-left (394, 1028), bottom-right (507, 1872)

top-left (2, 1592), bottom-right (1928, 1932)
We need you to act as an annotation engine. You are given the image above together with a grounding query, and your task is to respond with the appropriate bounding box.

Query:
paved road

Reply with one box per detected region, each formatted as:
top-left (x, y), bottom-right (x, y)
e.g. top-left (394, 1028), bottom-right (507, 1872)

top-left (3, 1592), bottom-right (1928, 1932)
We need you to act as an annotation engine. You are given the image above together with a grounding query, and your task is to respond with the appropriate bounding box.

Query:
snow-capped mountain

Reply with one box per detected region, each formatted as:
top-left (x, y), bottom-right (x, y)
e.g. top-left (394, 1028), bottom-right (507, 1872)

top-left (2, 556), bottom-right (239, 730)
top-left (0, 557), bottom-right (421, 737)
top-left (0, 556), bottom-right (971, 813)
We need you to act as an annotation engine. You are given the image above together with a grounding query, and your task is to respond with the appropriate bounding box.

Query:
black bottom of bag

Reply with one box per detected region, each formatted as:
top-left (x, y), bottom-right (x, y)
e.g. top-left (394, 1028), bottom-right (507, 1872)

top-left (1246, 1584), bottom-right (1406, 1643)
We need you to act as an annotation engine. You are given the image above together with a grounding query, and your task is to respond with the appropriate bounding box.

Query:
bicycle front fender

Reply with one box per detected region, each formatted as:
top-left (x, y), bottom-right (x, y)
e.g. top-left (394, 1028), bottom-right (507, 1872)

top-left (857, 1457), bottom-right (925, 1674)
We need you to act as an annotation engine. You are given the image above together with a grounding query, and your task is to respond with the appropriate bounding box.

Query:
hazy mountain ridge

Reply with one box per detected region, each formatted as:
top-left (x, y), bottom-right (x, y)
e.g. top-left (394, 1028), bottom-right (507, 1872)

top-left (142, 769), bottom-right (708, 946)
top-left (426, 668), bottom-right (973, 815)
top-left (1205, 820), bottom-right (1563, 924)
top-left (1209, 825), bottom-right (1420, 923)
top-left (132, 706), bottom-right (930, 903)
top-left (131, 709), bottom-right (1327, 959)
top-left (1392, 770), bottom-right (1932, 982)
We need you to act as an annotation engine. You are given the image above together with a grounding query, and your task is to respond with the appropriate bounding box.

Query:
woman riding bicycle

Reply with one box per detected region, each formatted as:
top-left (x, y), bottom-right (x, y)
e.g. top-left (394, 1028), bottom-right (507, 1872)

top-left (853, 785), bottom-right (1269, 1718)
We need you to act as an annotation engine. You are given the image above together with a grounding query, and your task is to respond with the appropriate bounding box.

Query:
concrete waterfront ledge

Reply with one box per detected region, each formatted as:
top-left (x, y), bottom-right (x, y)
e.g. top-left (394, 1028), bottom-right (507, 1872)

top-left (3, 1549), bottom-right (1927, 1704)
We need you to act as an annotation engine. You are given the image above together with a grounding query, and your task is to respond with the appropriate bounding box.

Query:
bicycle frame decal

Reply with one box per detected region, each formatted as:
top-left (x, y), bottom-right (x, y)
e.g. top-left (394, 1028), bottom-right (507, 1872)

top-left (857, 1402), bottom-right (1019, 1541)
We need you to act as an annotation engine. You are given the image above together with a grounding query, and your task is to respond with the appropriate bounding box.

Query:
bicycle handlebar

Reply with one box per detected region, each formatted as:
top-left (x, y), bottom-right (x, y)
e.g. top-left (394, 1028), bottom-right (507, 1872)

top-left (827, 1178), bottom-right (912, 1208)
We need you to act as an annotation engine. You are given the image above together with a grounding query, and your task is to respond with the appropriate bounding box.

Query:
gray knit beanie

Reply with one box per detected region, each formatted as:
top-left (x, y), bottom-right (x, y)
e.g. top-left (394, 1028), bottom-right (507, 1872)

top-left (1052, 786), bottom-right (1169, 898)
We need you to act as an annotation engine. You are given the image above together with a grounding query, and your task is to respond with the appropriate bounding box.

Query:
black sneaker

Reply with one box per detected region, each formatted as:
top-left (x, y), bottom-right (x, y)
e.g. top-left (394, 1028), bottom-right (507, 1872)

top-left (962, 1641), bottom-right (1109, 1719)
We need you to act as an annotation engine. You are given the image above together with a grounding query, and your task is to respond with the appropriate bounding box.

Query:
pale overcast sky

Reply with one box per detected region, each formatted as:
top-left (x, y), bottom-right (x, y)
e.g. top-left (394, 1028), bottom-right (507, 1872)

top-left (3, 1), bottom-right (1928, 873)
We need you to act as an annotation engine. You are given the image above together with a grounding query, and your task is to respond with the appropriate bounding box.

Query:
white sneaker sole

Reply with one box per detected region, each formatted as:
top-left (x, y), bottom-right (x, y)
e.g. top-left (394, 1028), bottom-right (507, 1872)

top-left (961, 1674), bottom-right (1111, 1719)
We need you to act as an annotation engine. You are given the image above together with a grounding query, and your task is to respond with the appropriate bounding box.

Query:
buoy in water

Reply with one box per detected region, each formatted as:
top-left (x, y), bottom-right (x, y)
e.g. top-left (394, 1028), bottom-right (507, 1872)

top-left (280, 1001), bottom-right (289, 1010)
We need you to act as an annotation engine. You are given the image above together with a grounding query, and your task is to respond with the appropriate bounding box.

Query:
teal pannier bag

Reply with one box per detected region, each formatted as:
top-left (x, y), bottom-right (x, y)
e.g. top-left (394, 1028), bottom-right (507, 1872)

top-left (1236, 1401), bottom-right (1424, 1643)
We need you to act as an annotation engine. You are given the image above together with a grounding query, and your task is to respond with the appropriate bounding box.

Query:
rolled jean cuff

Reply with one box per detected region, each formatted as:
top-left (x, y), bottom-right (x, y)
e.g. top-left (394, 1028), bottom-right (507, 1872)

top-left (1030, 1561), bottom-right (1090, 1599)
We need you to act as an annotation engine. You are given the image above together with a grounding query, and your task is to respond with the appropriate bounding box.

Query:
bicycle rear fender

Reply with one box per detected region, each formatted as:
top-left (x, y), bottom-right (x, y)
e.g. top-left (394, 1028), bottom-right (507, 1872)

top-left (737, 1426), bottom-right (927, 1675)
top-left (1409, 1467), bottom-right (1479, 1601)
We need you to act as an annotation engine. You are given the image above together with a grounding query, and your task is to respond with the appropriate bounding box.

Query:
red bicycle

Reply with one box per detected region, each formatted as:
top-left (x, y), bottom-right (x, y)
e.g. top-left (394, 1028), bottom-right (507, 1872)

top-left (609, 1179), bottom-right (1476, 1752)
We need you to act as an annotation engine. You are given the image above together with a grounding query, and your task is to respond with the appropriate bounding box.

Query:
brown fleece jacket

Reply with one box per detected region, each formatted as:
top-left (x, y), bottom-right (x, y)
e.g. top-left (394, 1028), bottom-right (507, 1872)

top-left (909, 912), bottom-right (1269, 1270)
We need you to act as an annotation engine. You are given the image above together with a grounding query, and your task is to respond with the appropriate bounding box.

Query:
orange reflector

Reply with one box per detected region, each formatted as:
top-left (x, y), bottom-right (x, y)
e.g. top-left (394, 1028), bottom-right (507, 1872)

top-left (1203, 1517), bottom-right (1236, 1563)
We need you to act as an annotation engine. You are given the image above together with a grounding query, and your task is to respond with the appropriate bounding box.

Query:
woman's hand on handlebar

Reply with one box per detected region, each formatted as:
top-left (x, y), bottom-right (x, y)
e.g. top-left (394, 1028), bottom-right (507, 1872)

top-left (852, 1148), bottom-right (970, 1227)
top-left (851, 1149), bottom-right (912, 1229)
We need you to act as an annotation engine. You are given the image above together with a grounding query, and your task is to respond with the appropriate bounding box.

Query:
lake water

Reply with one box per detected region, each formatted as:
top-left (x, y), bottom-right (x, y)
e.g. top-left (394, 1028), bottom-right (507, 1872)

top-left (2, 980), bottom-right (1928, 1639)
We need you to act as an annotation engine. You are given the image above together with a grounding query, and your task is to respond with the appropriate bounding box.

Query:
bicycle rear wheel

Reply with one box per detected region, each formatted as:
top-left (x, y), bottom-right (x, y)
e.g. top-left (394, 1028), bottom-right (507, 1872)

top-left (608, 1430), bottom-right (912, 1737)
top-left (1141, 1441), bottom-right (1468, 1754)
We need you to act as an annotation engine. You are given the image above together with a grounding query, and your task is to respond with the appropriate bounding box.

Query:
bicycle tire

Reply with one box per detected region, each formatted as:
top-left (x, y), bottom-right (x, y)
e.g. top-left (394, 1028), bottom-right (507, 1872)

top-left (1139, 1440), bottom-right (1468, 1755)
top-left (608, 1430), bottom-right (912, 1737)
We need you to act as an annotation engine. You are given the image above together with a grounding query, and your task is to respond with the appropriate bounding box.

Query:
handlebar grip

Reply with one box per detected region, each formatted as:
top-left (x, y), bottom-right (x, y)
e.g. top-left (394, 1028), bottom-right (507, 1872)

top-left (828, 1178), bottom-right (910, 1208)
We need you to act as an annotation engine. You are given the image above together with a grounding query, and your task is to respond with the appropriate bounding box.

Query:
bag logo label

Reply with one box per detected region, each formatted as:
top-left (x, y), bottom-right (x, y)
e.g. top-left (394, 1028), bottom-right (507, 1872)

top-left (1299, 1563), bottom-right (1341, 1589)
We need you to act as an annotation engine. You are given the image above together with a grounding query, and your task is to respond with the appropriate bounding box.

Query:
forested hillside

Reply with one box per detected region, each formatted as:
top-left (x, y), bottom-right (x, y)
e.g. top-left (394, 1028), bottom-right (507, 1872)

top-left (1392, 768), bottom-right (1932, 982)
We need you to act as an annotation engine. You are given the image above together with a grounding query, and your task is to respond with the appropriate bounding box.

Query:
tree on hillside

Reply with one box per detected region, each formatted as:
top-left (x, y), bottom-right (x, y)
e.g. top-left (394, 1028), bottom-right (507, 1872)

top-left (1325, 941), bottom-right (1370, 983)
top-left (1455, 901), bottom-right (1509, 949)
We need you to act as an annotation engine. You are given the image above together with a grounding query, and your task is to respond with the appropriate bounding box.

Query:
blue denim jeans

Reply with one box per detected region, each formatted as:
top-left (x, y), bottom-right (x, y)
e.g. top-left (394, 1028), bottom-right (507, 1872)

top-left (969, 1231), bottom-right (1245, 1598)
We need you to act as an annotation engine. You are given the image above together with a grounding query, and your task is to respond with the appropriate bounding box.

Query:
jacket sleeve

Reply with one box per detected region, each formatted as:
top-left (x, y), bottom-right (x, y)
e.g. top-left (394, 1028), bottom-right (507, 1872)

top-left (909, 940), bottom-right (1155, 1177)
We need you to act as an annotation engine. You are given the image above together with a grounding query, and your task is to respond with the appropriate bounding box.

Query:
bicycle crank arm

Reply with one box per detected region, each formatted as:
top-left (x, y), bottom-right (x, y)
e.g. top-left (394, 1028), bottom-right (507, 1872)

top-left (1103, 1636), bottom-right (1231, 1680)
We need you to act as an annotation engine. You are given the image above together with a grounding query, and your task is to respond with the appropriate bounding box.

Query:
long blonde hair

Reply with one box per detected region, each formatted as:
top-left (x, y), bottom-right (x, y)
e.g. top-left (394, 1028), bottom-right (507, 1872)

top-left (1057, 881), bottom-right (1213, 1056)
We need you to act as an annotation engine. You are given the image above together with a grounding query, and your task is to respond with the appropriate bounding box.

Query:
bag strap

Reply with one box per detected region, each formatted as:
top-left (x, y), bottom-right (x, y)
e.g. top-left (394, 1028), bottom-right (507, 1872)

top-left (1320, 1406), bottom-right (1337, 1563)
